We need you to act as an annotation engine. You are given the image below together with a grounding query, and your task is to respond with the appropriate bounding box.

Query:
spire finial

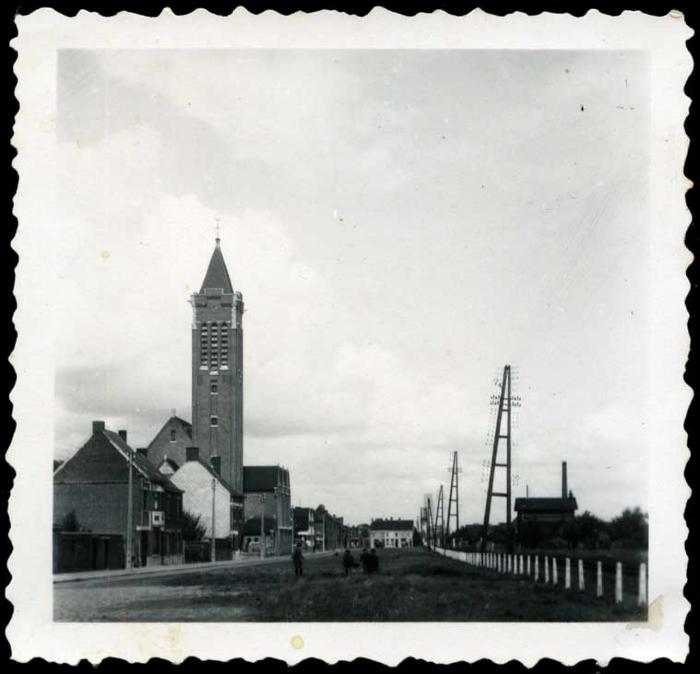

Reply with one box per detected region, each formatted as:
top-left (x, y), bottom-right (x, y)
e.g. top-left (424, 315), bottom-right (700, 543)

top-left (215, 217), bottom-right (221, 247)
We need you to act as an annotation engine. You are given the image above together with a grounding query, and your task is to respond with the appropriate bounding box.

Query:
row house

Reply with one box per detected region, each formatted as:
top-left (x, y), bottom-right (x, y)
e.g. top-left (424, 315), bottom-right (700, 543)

top-left (242, 465), bottom-right (292, 555)
top-left (293, 507), bottom-right (317, 550)
top-left (167, 446), bottom-right (244, 559)
top-left (369, 518), bottom-right (415, 548)
top-left (54, 421), bottom-right (184, 571)
top-left (314, 505), bottom-right (347, 551)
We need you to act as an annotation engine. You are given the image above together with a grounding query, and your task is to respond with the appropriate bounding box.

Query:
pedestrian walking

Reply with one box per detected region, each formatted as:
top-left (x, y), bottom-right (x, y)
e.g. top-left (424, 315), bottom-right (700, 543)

top-left (342, 548), bottom-right (355, 576)
top-left (368, 548), bottom-right (379, 574)
top-left (292, 542), bottom-right (304, 577)
top-left (360, 547), bottom-right (370, 573)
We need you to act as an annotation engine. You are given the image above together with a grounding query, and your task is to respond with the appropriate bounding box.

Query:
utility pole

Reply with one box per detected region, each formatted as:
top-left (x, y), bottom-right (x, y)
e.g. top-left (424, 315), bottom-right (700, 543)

top-left (446, 451), bottom-right (461, 546)
top-left (211, 478), bottom-right (217, 562)
top-left (434, 485), bottom-right (445, 548)
top-left (481, 364), bottom-right (520, 551)
top-left (260, 493), bottom-right (265, 558)
top-left (126, 448), bottom-right (133, 569)
top-left (426, 495), bottom-right (434, 549)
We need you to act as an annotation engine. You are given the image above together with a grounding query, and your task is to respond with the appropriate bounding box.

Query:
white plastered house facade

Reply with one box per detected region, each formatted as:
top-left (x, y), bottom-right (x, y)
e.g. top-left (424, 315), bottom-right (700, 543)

top-left (168, 449), bottom-right (239, 541)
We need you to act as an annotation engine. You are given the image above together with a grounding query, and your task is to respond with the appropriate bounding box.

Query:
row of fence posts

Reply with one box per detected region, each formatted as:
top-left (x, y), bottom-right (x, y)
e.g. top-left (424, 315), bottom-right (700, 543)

top-left (436, 548), bottom-right (647, 607)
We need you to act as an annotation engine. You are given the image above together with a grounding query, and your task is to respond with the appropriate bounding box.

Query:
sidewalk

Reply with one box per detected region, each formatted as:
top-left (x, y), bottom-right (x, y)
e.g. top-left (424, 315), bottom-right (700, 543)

top-left (54, 550), bottom-right (336, 585)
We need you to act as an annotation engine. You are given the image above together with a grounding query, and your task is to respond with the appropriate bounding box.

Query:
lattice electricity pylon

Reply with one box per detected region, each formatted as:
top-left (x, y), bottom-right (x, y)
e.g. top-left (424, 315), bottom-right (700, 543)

top-left (425, 494), bottom-right (434, 548)
top-left (481, 364), bottom-right (514, 551)
top-left (445, 451), bottom-right (461, 544)
top-left (434, 485), bottom-right (445, 548)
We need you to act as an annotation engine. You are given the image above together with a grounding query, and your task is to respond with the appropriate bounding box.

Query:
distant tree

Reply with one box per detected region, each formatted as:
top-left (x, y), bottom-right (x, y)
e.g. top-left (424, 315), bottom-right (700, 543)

top-left (574, 511), bottom-right (604, 549)
top-left (60, 510), bottom-right (82, 532)
top-left (608, 507), bottom-right (648, 549)
top-left (561, 519), bottom-right (580, 549)
top-left (412, 528), bottom-right (422, 547)
top-left (181, 510), bottom-right (207, 542)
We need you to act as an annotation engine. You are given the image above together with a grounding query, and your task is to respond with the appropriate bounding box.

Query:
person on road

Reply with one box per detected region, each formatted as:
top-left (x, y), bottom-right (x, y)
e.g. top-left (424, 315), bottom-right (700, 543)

top-left (368, 548), bottom-right (379, 574)
top-left (360, 547), bottom-right (370, 574)
top-left (342, 548), bottom-right (356, 576)
top-left (292, 543), bottom-right (304, 577)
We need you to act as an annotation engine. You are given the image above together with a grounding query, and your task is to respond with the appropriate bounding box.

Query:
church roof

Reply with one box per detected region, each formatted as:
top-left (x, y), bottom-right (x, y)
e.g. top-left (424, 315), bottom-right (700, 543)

top-left (200, 240), bottom-right (234, 294)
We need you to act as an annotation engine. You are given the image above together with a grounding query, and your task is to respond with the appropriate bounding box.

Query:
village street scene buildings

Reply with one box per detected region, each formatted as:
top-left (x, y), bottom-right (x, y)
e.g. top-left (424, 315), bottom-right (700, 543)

top-left (53, 238), bottom-right (395, 571)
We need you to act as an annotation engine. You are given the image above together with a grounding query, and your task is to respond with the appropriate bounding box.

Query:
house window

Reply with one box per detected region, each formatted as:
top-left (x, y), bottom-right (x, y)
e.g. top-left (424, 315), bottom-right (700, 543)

top-left (210, 382), bottom-right (218, 394)
top-left (170, 429), bottom-right (176, 442)
top-left (211, 416), bottom-right (219, 427)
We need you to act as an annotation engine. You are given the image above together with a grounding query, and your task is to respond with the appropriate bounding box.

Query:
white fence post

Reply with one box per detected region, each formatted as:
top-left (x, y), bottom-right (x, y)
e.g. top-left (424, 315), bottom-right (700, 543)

top-left (534, 555), bottom-right (539, 582)
top-left (596, 561), bottom-right (603, 598)
top-left (544, 556), bottom-right (550, 583)
top-left (552, 557), bottom-right (558, 584)
top-left (527, 554), bottom-right (531, 576)
top-left (518, 555), bottom-right (522, 575)
top-left (565, 558), bottom-right (571, 589)
top-left (615, 562), bottom-right (623, 604)
top-left (578, 558), bottom-right (584, 590)
top-left (638, 562), bottom-right (647, 606)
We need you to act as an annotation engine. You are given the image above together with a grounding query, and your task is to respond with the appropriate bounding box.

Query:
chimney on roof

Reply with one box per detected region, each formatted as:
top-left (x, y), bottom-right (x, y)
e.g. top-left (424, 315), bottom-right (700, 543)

top-left (562, 461), bottom-right (568, 499)
top-left (186, 446), bottom-right (199, 462)
top-left (92, 420), bottom-right (105, 434)
top-left (136, 448), bottom-right (148, 458)
top-left (210, 455), bottom-right (221, 475)
top-left (118, 430), bottom-right (127, 442)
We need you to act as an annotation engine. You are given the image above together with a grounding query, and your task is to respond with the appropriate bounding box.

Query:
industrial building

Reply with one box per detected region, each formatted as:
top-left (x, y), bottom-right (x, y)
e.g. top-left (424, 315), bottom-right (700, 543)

top-left (514, 461), bottom-right (578, 546)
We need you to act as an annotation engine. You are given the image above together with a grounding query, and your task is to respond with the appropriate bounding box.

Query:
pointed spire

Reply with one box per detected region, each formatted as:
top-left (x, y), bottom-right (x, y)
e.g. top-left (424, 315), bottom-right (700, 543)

top-left (201, 239), bottom-right (234, 294)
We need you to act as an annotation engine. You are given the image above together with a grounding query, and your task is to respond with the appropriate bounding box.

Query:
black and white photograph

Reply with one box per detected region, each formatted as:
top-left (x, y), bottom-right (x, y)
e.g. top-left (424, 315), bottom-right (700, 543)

top-left (8, 8), bottom-right (691, 665)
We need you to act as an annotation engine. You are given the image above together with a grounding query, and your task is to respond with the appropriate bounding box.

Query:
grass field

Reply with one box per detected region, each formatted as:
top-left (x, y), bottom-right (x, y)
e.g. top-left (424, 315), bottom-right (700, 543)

top-left (55, 547), bottom-right (648, 622)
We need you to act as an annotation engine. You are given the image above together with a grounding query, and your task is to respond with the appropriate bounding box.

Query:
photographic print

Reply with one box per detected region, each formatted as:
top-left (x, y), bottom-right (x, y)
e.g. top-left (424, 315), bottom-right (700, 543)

top-left (9, 8), bottom-right (691, 665)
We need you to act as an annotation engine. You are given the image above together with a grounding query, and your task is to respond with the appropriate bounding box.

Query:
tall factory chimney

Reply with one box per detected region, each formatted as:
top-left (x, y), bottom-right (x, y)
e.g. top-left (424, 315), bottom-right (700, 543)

top-left (562, 461), bottom-right (568, 499)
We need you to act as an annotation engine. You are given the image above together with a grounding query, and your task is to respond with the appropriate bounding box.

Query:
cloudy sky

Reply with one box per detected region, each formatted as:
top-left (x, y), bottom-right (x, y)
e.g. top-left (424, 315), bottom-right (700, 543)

top-left (53, 48), bottom-right (649, 525)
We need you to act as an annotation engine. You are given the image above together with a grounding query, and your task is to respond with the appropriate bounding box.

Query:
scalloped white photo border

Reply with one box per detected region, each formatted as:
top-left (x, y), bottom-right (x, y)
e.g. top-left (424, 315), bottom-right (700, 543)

top-left (9, 7), bottom-right (692, 665)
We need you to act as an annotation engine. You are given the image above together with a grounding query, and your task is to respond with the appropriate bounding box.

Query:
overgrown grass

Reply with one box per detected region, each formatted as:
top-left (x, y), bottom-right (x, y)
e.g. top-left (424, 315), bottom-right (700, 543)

top-left (163, 548), bottom-right (647, 621)
top-left (56, 548), bottom-right (648, 621)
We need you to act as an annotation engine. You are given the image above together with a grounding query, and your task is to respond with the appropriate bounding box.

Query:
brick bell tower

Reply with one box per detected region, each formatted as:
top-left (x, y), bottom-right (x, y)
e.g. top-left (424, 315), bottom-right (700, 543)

top-left (191, 235), bottom-right (244, 493)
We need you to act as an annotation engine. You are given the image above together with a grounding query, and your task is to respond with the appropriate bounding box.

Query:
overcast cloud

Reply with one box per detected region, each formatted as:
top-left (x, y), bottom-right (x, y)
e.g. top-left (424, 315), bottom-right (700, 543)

top-left (53, 49), bottom-right (650, 524)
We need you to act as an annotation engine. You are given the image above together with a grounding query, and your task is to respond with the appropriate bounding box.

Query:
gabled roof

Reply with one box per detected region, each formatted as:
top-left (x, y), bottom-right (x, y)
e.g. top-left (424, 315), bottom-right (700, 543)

top-left (182, 458), bottom-right (243, 498)
top-left (514, 497), bottom-right (578, 513)
top-left (158, 457), bottom-right (180, 473)
top-left (200, 241), bottom-right (234, 294)
top-left (147, 415), bottom-right (192, 449)
top-left (103, 430), bottom-right (183, 494)
top-left (54, 428), bottom-right (182, 494)
top-left (370, 519), bottom-right (414, 531)
top-left (243, 465), bottom-right (290, 492)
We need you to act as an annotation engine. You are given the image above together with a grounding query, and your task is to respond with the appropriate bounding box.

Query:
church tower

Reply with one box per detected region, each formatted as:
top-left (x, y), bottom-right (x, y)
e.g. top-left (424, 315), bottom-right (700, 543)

top-left (190, 236), bottom-right (244, 493)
